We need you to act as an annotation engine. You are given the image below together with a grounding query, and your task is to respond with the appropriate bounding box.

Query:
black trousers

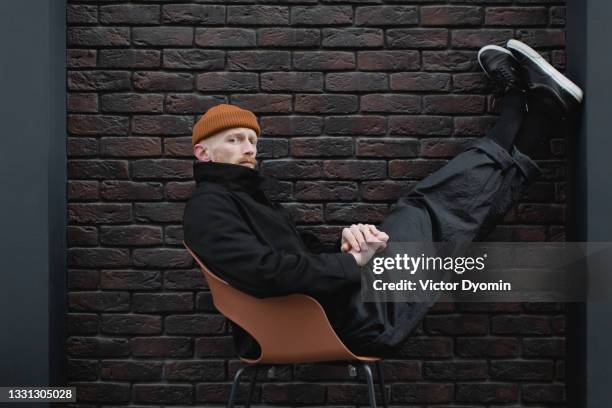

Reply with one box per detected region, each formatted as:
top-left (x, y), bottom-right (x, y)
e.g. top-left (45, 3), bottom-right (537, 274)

top-left (332, 138), bottom-right (542, 356)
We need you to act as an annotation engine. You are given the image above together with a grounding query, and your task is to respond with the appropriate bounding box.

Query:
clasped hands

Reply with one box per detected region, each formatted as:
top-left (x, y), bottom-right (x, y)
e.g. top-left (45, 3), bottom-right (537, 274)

top-left (340, 224), bottom-right (389, 266)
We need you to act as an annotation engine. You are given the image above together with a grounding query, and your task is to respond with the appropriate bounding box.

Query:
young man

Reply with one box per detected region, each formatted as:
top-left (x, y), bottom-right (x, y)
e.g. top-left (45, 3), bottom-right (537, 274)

top-left (183, 39), bottom-right (583, 358)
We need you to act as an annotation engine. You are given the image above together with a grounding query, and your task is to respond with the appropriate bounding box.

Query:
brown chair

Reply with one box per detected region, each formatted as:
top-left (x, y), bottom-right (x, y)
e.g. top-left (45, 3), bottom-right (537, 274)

top-left (184, 242), bottom-right (388, 408)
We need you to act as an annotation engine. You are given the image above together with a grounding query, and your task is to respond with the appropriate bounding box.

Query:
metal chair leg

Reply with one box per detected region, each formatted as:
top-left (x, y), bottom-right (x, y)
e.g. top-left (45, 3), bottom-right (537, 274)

top-left (228, 366), bottom-right (248, 408)
top-left (245, 366), bottom-right (260, 408)
top-left (375, 361), bottom-right (388, 408)
top-left (361, 363), bottom-right (377, 408)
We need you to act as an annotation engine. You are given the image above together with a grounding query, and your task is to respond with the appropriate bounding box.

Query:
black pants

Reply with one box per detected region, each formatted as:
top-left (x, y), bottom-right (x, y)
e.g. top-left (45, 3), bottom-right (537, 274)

top-left (333, 138), bottom-right (542, 356)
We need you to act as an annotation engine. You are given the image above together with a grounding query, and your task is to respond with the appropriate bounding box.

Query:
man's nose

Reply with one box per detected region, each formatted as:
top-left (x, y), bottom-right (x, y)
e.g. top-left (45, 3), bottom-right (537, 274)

top-left (242, 139), bottom-right (255, 155)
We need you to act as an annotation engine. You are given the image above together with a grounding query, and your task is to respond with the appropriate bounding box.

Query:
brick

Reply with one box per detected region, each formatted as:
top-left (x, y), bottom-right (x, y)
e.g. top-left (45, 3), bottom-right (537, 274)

top-left (196, 336), bottom-right (235, 358)
top-left (356, 138), bottom-right (420, 157)
top-left (131, 337), bottom-right (193, 358)
top-left (68, 203), bottom-right (131, 224)
top-left (231, 94), bottom-right (292, 113)
top-left (164, 49), bottom-right (224, 70)
top-left (101, 93), bottom-right (163, 113)
top-left (68, 71), bottom-right (131, 91)
top-left (360, 181), bottom-right (415, 201)
top-left (165, 314), bottom-right (225, 335)
top-left (325, 115), bottom-right (386, 135)
top-left (261, 179), bottom-right (293, 201)
top-left (165, 361), bottom-right (225, 381)
top-left (258, 28), bottom-right (319, 47)
top-left (134, 71), bottom-right (193, 91)
top-left (100, 181), bottom-right (163, 201)
top-left (101, 314), bottom-right (162, 335)
top-left (295, 181), bottom-right (358, 201)
top-left (133, 293), bottom-right (194, 313)
top-left (195, 28), bottom-right (255, 48)
top-left (389, 160), bottom-right (446, 180)
top-left (67, 337), bottom-right (130, 358)
top-left (389, 116), bottom-right (452, 136)
top-left (133, 27), bottom-right (193, 46)
top-left (68, 270), bottom-right (99, 290)
top-left (228, 51), bottom-right (290, 71)
top-left (358, 51), bottom-right (420, 71)
top-left (454, 116), bottom-right (497, 136)
top-left (452, 29), bottom-right (514, 48)
top-left (67, 226), bottom-right (98, 246)
top-left (134, 203), bottom-right (186, 223)
top-left (100, 226), bottom-right (162, 246)
top-left (162, 4), bottom-right (225, 24)
top-left (517, 203), bottom-right (565, 223)
top-left (291, 137), bottom-right (352, 157)
top-left (195, 383), bottom-right (255, 404)
top-left (322, 28), bottom-right (383, 48)
top-left (68, 160), bottom-right (129, 179)
top-left (67, 5), bottom-right (98, 24)
top-left (387, 29), bottom-right (448, 49)
top-left (425, 315), bottom-right (489, 335)
top-left (293, 51), bottom-right (355, 71)
top-left (132, 115), bottom-right (193, 135)
top-left (260, 116), bottom-right (322, 136)
top-left (68, 27), bottom-right (130, 46)
top-left (261, 72), bottom-right (323, 92)
top-left (421, 6), bottom-right (481, 26)
top-left (74, 382), bottom-right (130, 403)
top-left (166, 94), bottom-right (227, 114)
top-left (164, 137), bottom-right (193, 157)
top-left (99, 5), bottom-right (159, 25)
top-left (517, 29), bottom-right (565, 47)
top-left (260, 160), bottom-right (322, 179)
top-left (197, 72), bottom-right (258, 92)
top-left (295, 94), bottom-right (357, 113)
top-left (490, 361), bottom-right (554, 380)
top-left (67, 359), bottom-right (99, 380)
top-left (291, 6), bottom-right (352, 26)
top-left (68, 248), bottom-right (130, 268)
top-left (327, 384), bottom-right (384, 405)
top-left (523, 338), bottom-right (565, 357)
top-left (550, 6), bottom-right (566, 26)
top-left (67, 49), bottom-right (96, 68)
top-left (68, 93), bottom-right (98, 113)
top-left (67, 314), bottom-right (99, 335)
top-left (132, 384), bottom-right (193, 404)
top-left (323, 160), bottom-right (386, 180)
top-left (423, 50), bottom-right (477, 71)
top-left (165, 225), bottom-right (185, 245)
top-left (68, 115), bottom-right (129, 135)
top-left (421, 138), bottom-right (475, 158)
top-left (452, 73), bottom-right (489, 93)
top-left (262, 384), bottom-right (325, 404)
top-left (132, 159), bottom-right (192, 179)
top-left (356, 6), bottom-right (417, 26)
top-left (68, 292), bottom-right (130, 312)
top-left (101, 361), bottom-right (163, 381)
top-left (391, 383), bottom-right (454, 404)
top-left (99, 49), bottom-right (160, 68)
top-left (522, 384), bottom-right (565, 403)
top-left (227, 5), bottom-right (289, 25)
top-left (68, 181), bottom-right (99, 201)
top-left (100, 270), bottom-right (161, 290)
top-left (424, 361), bottom-right (488, 380)
top-left (485, 7), bottom-right (548, 26)
top-left (390, 72), bottom-right (451, 91)
top-left (492, 315), bottom-right (552, 334)
top-left (456, 383), bottom-right (519, 403)
top-left (361, 94), bottom-right (421, 113)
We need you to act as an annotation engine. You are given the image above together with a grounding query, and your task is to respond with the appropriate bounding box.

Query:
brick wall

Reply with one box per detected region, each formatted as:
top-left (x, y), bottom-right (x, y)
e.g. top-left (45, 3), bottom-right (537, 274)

top-left (66, 1), bottom-right (568, 406)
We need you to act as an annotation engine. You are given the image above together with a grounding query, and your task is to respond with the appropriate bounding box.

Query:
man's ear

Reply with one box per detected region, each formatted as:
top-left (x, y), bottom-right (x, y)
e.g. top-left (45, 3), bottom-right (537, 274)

top-left (194, 142), bottom-right (211, 162)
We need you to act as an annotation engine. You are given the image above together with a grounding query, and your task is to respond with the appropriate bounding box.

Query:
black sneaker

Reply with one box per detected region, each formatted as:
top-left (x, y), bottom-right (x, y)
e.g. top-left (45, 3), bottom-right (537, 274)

top-left (478, 44), bottom-right (526, 94)
top-left (506, 39), bottom-right (583, 114)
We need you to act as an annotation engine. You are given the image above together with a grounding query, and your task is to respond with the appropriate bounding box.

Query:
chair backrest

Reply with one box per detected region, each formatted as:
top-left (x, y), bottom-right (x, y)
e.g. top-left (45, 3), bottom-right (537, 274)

top-left (183, 242), bottom-right (377, 364)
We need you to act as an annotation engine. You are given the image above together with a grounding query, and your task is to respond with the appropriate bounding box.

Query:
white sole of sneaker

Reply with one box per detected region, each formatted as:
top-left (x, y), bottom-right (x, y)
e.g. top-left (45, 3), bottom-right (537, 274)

top-left (477, 45), bottom-right (514, 77)
top-left (507, 39), bottom-right (583, 103)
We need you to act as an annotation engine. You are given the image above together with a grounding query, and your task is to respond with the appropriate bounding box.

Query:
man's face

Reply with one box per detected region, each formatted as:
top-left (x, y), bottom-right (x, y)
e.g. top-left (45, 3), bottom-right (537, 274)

top-left (194, 127), bottom-right (258, 169)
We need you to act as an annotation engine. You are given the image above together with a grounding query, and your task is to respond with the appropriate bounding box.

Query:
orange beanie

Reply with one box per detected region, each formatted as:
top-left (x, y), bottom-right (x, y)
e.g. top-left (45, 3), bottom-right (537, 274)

top-left (192, 104), bottom-right (260, 146)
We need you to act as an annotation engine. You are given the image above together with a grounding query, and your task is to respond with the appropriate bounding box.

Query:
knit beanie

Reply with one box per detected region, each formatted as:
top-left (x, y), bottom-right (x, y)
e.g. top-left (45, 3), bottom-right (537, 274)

top-left (192, 104), bottom-right (260, 146)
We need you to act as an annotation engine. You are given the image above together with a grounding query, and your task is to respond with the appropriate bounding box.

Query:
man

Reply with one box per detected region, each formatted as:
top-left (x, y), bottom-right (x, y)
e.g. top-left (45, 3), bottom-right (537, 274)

top-left (183, 39), bottom-right (583, 358)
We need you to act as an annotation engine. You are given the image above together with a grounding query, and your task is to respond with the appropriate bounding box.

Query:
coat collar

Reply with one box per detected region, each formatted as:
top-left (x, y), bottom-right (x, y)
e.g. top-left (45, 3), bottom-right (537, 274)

top-left (193, 161), bottom-right (266, 194)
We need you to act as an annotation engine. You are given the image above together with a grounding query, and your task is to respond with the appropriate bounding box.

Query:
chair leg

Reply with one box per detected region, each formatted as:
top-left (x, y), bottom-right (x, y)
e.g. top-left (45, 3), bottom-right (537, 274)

top-left (245, 366), bottom-right (260, 408)
top-left (227, 365), bottom-right (249, 408)
top-left (361, 363), bottom-right (377, 408)
top-left (375, 361), bottom-right (388, 408)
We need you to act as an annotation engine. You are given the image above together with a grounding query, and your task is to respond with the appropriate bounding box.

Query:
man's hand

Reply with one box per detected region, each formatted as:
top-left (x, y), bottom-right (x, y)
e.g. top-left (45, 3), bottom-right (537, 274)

top-left (341, 224), bottom-right (389, 253)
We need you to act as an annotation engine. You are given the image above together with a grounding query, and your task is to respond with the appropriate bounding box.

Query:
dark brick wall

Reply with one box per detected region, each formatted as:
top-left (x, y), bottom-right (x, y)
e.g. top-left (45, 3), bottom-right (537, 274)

top-left (66, 1), bottom-right (568, 406)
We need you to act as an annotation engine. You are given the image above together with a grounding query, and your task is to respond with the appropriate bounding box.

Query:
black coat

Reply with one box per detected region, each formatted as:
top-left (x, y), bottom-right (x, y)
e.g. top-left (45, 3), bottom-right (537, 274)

top-left (183, 162), bottom-right (425, 358)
